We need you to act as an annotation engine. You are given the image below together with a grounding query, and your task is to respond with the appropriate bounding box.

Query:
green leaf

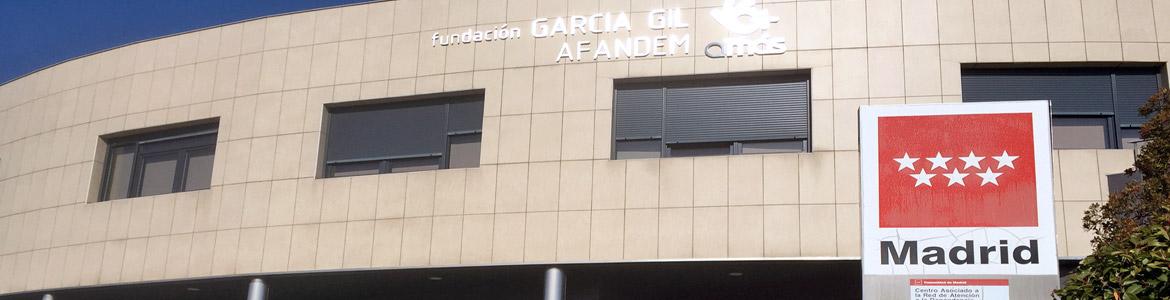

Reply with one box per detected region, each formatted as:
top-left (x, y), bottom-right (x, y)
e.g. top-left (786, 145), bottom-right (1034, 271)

top-left (1054, 89), bottom-right (1170, 300)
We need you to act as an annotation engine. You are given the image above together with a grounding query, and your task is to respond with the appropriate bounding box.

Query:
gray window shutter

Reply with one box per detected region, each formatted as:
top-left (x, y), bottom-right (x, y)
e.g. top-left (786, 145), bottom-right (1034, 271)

top-left (327, 103), bottom-right (447, 162)
top-left (614, 87), bottom-right (664, 140)
top-left (1114, 70), bottom-right (1160, 126)
top-left (663, 79), bottom-right (809, 144)
top-left (961, 68), bottom-right (1115, 114)
top-left (448, 99), bottom-right (485, 133)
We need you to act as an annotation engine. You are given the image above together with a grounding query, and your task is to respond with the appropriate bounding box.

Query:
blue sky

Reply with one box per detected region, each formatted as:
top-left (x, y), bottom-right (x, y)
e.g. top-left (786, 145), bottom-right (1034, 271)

top-left (0, 0), bottom-right (369, 84)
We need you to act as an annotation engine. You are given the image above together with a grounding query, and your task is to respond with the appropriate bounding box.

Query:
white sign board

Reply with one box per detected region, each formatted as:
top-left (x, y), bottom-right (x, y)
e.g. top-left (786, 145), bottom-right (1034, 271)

top-left (909, 279), bottom-right (1009, 300)
top-left (859, 101), bottom-right (1060, 298)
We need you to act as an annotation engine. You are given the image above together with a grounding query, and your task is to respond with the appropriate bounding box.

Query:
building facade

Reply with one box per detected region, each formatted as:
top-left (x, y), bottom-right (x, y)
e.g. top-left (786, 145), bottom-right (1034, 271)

top-left (0, 0), bottom-right (1165, 298)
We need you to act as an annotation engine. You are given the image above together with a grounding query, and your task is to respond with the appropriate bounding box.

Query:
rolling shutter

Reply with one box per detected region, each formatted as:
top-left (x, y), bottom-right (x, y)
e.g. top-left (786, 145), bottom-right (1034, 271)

top-left (326, 102), bottom-right (447, 162)
top-left (961, 68), bottom-right (1115, 114)
top-left (614, 87), bottom-right (664, 140)
top-left (448, 98), bottom-right (485, 133)
top-left (962, 67), bottom-right (1161, 126)
top-left (663, 79), bottom-right (809, 144)
top-left (1114, 70), bottom-right (1161, 126)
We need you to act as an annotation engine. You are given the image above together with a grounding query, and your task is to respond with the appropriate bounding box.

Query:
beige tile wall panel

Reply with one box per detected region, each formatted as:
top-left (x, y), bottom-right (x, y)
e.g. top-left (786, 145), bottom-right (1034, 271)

top-left (0, 0), bottom-right (1162, 293)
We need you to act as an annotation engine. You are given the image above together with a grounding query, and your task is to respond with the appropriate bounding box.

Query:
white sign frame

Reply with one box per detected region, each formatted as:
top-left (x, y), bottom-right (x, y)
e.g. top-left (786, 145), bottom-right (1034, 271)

top-left (859, 101), bottom-right (1059, 276)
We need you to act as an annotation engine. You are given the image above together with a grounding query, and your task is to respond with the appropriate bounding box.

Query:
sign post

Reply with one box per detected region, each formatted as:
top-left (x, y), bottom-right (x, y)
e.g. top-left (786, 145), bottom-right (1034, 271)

top-left (859, 101), bottom-right (1060, 299)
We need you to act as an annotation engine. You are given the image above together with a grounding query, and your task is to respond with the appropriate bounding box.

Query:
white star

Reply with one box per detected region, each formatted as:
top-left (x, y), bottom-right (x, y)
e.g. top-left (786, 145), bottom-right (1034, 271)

top-left (976, 168), bottom-right (1002, 186)
top-left (925, 152), bottom-right (952, 170)
top-left (958, 151), bottom-right (984, 170)
top-left (992, 151), bottom-right (1019, 169)
top-left (894, 153), bottom-right (918, 171)
top-left (910, 169), bottom-right (936, 187)
top-left (942, 169), bottom-right (969, 186)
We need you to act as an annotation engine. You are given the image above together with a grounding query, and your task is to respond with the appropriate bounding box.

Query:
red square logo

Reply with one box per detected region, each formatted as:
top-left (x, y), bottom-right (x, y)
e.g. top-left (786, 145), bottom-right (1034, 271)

top-left (878, 113), bottom-right (1037, 228)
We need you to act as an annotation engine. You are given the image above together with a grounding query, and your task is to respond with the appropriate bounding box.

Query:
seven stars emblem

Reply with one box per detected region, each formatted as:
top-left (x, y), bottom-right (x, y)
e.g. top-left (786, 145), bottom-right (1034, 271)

top-left (894, 151), bottom-right (1018, 187)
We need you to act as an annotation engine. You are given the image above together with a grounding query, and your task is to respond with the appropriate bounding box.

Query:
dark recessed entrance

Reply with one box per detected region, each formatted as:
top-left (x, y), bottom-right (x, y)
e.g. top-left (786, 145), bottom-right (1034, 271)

top-left (0, 259), bottom-right (1089, 299)
top-left (2, 260), bottom-right (865, 300)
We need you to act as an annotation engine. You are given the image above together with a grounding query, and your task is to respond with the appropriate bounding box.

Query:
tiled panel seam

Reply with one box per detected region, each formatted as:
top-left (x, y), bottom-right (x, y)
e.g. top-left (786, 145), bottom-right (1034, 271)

top-left (0, 201), bottom-right (845, 285)
top-left (0, 152), bottom-right (875, 219)
top-left (4, 148), bottom-right (1104, 254)
top-left (0, 0), bottom-right (765, 96)
top-left (0, 20), bottom-right (1009, 114)
top-left (0, 41), bottom-right (1033, 132)
top-left (0, 158), bottom-right (634, 220)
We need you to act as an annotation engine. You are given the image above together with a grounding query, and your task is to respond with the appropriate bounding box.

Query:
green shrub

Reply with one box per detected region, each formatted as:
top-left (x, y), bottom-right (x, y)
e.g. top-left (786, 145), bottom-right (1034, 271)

top-left (1054, 89), bottom-right (1170, 299)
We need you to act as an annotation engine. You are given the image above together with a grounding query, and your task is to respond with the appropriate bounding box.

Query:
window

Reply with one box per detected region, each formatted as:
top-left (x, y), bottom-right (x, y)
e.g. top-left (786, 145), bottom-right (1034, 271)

top-left (100, 122), bottom-right (218, 201)
top-left (613, 72), bottom-right (810, 159)
top-left (1051, 117), bottom-right (1110, 149)
top-left (323, 93), bottom-right (483, 178)
top-left (961, 66), bottom-right (1163, 149)
top-left (1119, 128), bottom-right (1143, 149)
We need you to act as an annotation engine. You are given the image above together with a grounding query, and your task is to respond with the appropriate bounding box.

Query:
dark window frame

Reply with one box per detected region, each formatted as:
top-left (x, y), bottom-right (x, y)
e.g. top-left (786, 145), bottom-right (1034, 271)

top-left (960, 64), bottom-right (1166, 149)
top-left (660, 139), bottom-right (809, 157)
top-left (98, 122), bottom-right (219, 201)
top-left (612, 71), bottom-right (812, 159)
top-left (321, 91), bottom-right (484, 178)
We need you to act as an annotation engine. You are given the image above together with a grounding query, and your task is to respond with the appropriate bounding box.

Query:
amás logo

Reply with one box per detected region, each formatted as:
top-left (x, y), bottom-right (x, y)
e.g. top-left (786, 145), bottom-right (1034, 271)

top-left (704, 0), bottom-right (787, 58)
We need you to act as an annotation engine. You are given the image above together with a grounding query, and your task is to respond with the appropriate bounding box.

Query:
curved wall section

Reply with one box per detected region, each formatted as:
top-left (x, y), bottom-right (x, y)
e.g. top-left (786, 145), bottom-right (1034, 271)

top-left (0, 0), bottom-right (1159, 294)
